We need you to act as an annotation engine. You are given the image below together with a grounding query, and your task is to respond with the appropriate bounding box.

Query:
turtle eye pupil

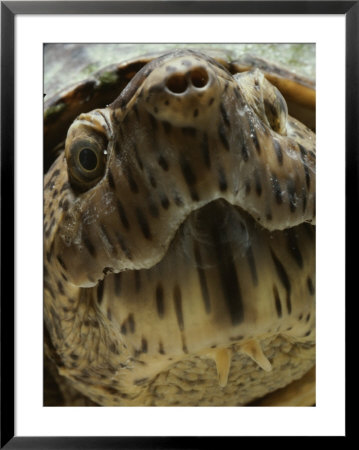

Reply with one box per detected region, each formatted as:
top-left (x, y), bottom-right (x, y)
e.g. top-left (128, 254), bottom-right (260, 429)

top-left (79, 148), bottom-right (98, 171)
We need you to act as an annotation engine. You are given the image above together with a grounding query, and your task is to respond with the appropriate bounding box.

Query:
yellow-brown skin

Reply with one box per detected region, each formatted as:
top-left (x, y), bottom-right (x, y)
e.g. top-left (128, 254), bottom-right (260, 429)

top-left (44, 50), bottom-right (315, 406)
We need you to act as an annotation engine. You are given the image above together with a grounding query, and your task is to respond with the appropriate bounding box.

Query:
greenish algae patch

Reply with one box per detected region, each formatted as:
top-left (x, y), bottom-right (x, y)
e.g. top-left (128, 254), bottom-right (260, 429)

top-left (44, 102), bottom-right (66, 119)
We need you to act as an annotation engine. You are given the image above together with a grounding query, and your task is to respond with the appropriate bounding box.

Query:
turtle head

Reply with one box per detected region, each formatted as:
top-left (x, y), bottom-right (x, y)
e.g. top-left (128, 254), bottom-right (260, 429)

top-left (56, 50), bottom-right (315, 294)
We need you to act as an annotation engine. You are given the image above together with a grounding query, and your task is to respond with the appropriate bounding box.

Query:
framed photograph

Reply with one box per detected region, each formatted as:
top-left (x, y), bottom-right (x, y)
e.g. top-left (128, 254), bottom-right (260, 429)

top-left (1, 1), bottom-right (352, 447)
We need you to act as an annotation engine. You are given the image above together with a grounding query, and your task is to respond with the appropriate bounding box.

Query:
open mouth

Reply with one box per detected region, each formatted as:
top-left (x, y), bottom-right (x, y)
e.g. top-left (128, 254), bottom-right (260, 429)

top-left (96, 198), bottom-right (315, 358)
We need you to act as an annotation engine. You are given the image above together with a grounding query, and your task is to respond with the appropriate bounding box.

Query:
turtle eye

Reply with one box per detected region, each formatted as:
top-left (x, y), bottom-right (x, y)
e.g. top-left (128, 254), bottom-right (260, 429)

top-left (78, 147), bottom-right (99, 171)
top-left (66, 136), bottom-right (108, 192)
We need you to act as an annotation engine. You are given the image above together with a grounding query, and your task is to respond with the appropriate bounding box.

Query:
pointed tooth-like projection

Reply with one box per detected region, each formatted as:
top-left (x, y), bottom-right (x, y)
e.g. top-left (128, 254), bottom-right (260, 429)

top-left (240, 340), bottom-right (272, 372)
top-left (207, 348), bottom-right (232, 388)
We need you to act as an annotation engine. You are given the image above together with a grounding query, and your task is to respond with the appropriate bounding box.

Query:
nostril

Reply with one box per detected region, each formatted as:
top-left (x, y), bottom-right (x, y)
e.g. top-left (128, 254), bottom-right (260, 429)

top-left (166, 74), bottom-right (188, 94)
top-left (190, 68), bottom-right (209, 88)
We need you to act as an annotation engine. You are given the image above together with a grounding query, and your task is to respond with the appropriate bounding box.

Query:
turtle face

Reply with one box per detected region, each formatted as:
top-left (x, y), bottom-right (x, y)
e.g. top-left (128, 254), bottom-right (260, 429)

top-left (52, 50), bottom-right (315, 367)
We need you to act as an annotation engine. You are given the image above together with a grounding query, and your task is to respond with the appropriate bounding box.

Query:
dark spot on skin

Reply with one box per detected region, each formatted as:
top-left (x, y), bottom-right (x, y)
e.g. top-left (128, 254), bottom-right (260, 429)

top-left (97, 279), bottom-right (104, 304)
top-left (156, 284), bottom-right (164, 318)
top-left (307, 277), bottom-right (315, 295)
top-left (220, 103), bottom-right (230, 128)
top-left (128, 313), bottom-right (135, 333)
top-left (287, 229), bottom-right (303, 268)
top-left (134, 377), bottom-right (149, 386)
top-left (248, 120), bottom-right (260, 154)
top-left (133, 143), bottom-right (144, 170)
top-left (70, 353), bottom-right (79, 361)
top-left (158, 155), bottom-right (169, 171)
top-left (61, 272), bottom-right (68, 282)
top-left (107, 170), bottom-right (115, 189)
top-left (136, 208), bottom-right (152, 240)
top-left (164, 100), bottom-right (170, 106)
top-left (125, 166), bottom-right (139, 193)
top-left (306, 313), bottom-right (311, 322)
top-left (115, 231), bottom-right (133, 260)
top-left (287, 178), bottom-right (297, 212)
top-left (241, 137), bottom-right (249, 162)
top-left (109, 343), bottom-right (119, 355)
top-left (273, 284), bottom-right (282, 318)
top-left (159, 341), bottom-right (165, 354)
top-left (57, 280), bottom-right (65, 296)
top-left (154, 106), bottom-right (159, 114)
top-left (270, 248), bottom-right (292, 315)
top-left (114, 273), bottom-right (121, 297)
top-left (218, 124), bottom-right (230, 151)
top-left (193, 108), bottom-right (199, 117)
top-left (245, 181), bottom-right (251, 196)
top-left (208, 97), bottom-right (215, 106)
top-left (173, 285), bottom-right (184, 331)
top-left (211, 226), bottom-right (244, 325)
top-left (299, 144), bottom-right (311, 189)
top-left (254, 171), bottom-right (262, 196)
top-left (141, 338), bottom-right (148, 353)
top-left (60, 182), bottom-right (70, 193)
top-left (272, 174), bottom-right (282, 204)
top-left (104, 386), bottom-right (119, 396)
top-left (230, 335), bottom-right (244, 342)
top-left (56, 255), bottom-right (67, 271)
top-left (121, 323), bottom-right (127, 335)
top-left (148, 173), bottom-right (157, 188)
top-left (180, 157), bottom-right (197, 187)
top-left (51, 169), bottom-right (60, 180)
top-left (273, 140), bottom-right (283, 165)
top-left (61, 199), bottom-right (69, 212)
top-left (116, 200), bottom-right (130, 230)
top-left (218, 167), bottom-right (228, 192)
top-left (160, 194), bottom-right (170, 209)
top-left (44, 180), bottom-right (55, 191)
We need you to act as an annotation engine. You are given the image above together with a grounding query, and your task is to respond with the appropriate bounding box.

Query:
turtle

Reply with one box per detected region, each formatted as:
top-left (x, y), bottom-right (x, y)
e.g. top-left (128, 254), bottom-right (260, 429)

top-left (44, 46), bottom-right (316, 407)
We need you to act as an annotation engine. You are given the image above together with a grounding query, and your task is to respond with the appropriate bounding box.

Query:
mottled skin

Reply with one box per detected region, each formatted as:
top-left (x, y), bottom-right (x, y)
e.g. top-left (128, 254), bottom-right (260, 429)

top-left (44, 50), bottom-right (315, 406)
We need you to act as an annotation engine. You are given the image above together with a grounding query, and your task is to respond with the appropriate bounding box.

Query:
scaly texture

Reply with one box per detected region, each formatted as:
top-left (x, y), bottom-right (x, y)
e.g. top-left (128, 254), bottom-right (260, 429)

top-left (44, 50), bottom-right (315, 406)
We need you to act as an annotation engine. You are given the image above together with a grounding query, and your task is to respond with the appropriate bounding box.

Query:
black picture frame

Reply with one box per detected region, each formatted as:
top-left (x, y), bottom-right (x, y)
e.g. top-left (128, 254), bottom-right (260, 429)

top-left (1, 1), bottom-right (353, 447)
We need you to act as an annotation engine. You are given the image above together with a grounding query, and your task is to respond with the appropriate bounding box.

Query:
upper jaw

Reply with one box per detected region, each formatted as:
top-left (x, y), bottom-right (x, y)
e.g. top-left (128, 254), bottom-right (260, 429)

top-left (57, 52), bottom-right (315, 288)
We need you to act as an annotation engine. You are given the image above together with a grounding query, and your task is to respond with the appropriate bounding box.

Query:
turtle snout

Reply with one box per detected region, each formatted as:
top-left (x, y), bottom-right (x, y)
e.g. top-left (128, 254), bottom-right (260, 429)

top-left (142, 62), bottom-right (222, 128)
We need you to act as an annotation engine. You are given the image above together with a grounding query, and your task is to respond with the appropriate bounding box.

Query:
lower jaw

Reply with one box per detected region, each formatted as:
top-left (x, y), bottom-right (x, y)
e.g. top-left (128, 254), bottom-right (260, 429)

top-left (98, 199), bottom-right (315, 363)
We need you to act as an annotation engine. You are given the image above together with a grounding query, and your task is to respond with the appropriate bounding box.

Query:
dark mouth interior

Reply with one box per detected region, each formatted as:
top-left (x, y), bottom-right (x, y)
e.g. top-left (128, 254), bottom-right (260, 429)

top-left (174, 199), bottom-right (256, 270)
